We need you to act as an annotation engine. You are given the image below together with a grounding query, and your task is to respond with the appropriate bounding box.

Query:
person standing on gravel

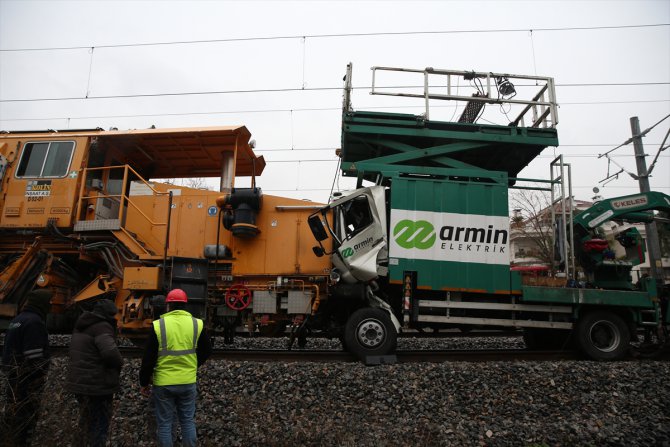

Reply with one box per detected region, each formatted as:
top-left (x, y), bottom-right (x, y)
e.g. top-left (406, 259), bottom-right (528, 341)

top-left (1, 288), bottom-right (52, 447)
top-left (65, 299), bottom-right (123, 447)
top-left (139, 288), bottom-right (212, 447)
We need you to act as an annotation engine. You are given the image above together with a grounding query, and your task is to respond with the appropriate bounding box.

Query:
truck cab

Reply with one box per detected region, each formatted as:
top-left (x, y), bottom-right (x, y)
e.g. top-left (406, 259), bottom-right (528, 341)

top-left (310, 186), bottom-right (388, 284)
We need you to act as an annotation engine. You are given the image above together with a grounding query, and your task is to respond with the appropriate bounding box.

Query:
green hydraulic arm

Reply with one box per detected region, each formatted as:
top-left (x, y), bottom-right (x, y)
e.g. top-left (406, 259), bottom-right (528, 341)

top-left (573, 191), bottom-right (670, 235)
top-left (571, 191), bottom-right (670, 290)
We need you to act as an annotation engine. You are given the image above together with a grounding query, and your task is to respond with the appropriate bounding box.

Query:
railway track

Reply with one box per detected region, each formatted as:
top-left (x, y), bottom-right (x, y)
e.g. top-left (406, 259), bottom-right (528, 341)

top-left (10, 334), bottom-right (669, 363)
top-left (207, 348), bottom-right (581, 363)
top-left (41, 346), bottom-right (669, 363)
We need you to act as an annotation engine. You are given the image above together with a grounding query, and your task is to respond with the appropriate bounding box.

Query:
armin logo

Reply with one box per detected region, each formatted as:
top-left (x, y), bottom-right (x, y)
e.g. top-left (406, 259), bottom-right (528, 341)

top-left (341, 237), bottom-right (374, 258)
top-left (393, 220), bottom-right (436, 249)
top-left (341, 247), bottom-right (354, 258)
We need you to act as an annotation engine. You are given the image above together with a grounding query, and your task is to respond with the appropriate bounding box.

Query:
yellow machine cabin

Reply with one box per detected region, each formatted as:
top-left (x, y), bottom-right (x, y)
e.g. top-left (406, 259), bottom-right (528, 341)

top-left (0, 126), bottom-right (330, 336)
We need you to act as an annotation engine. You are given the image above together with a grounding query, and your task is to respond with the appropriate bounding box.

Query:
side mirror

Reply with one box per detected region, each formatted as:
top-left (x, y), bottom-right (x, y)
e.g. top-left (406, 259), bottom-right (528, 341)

top-left (312, 246), bottom-right (325, 257)
top-left (308, 214), bottom-right (329, 242)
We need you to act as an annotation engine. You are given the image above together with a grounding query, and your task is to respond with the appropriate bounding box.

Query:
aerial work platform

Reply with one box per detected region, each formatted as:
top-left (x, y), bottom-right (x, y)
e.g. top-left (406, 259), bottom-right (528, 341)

top-left (339, 65), bottom-right (559, 186)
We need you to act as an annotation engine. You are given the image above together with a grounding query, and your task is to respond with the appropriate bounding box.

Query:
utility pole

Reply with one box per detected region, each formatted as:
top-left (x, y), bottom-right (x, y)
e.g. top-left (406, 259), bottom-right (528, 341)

top-left (630, 116), bottom-right (665, 282)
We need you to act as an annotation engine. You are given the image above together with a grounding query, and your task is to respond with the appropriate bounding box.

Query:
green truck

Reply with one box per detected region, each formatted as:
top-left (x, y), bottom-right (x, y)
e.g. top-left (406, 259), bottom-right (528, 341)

top-left (307, 64), bottom-right (669, 361)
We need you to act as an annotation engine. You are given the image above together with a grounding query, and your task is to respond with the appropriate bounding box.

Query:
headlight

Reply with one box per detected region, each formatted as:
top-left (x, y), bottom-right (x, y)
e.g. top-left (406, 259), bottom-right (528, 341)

top-left (329, 269), bottom-right (341, 284)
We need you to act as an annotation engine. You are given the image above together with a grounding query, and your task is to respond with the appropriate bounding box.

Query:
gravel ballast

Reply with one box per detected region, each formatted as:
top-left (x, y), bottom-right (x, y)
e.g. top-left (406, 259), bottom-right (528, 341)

top-left (2, 336), bottom-right (669, 446)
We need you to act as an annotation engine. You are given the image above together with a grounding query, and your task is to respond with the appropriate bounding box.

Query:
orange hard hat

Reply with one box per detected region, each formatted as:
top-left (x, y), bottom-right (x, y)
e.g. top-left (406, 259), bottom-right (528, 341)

top-left (166, 288), bottom-right (188, 303)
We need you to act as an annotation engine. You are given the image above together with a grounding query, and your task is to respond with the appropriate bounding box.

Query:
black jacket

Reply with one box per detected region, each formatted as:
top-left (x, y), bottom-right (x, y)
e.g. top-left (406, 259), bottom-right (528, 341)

top-left (65, 311), bottom-right (123, 396)
top-left (1, 307), bottom-right (50, 384)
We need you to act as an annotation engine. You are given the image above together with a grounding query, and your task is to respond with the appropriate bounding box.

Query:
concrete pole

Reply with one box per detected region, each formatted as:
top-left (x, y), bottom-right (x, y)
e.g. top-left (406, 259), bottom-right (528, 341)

top-left (630, 116), bottom-right (665, 282)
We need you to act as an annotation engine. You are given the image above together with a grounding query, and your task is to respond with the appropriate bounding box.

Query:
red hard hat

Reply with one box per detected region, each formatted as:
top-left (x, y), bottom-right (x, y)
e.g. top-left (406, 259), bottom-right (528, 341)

top-left (166, 289), bottom-right (188, 303)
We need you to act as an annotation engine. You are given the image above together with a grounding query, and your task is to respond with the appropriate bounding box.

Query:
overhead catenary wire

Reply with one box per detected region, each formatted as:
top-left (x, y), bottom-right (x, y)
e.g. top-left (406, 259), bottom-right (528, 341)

top-left (1, 82), bottom-right (668, 104)
top-left (598, 113), bottom-right (670, 159)
top-left (1, 99), bottom-right (669, 123)
top-left (647, 127), bottom-right (670, 176)
top-left (591, 113), bottom-right (670, 186)
top-left (85, 47), bottom-right (95, 98)
top-left (328, 157), bottom-right (342, 203)
top-left (260, 184), bottom-right (670, 194)
top-left (1, 23), bottom-right (667, 52)
top-left (219, 154), bottom-right (670, 161)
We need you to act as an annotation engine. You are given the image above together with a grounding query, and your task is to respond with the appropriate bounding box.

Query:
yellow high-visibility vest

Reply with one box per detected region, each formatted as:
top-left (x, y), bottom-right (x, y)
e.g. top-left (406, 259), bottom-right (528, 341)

top-left (152, 310), bottom-right (203, 386)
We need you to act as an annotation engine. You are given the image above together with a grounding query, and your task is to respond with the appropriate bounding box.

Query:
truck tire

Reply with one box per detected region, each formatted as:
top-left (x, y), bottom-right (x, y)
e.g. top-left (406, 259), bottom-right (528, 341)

top-left (576, 311), bottom-right (630, 361)
top-left (344, 308), bottom-right (397, 360)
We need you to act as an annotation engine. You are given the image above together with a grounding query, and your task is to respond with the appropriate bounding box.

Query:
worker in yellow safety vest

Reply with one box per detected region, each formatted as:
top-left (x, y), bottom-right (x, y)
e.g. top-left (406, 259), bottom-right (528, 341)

top-left (139, 288), bottom-right (212, 447)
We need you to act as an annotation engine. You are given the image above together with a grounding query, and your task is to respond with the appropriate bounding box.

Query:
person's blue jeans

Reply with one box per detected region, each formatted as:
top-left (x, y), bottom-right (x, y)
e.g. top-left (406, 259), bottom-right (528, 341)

top-left (152, 383), bottom-right (197, 447)
top-left (75, 394), bottom-right (113, 447)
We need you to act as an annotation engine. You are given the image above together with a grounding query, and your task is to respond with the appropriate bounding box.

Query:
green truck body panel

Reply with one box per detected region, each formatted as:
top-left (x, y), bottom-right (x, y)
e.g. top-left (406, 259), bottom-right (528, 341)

top-left (388, 175), bottom-right (511, 293)
top-left (390, 259), bottom-right (512, 293)
top-left (521, 285), bottom-right (657, 308)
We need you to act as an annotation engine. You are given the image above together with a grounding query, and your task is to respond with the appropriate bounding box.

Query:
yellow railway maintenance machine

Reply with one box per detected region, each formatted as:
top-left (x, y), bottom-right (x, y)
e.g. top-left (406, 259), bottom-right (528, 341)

top-left (0, 126), bottom-right (330, 338)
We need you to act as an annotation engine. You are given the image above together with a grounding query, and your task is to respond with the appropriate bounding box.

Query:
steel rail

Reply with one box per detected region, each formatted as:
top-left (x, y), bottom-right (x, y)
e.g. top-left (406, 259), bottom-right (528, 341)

top-left (19, 344), bottom-right (670, 363)
top-left (35, 347), bottom-right (586, 362)
top-left (210, 349), bottom-right (581, 363)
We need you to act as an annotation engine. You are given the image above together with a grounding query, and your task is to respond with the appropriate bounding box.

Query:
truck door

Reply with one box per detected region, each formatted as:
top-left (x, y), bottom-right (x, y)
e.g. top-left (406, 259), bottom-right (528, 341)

top-left (331, 191), bottom-right (387, 283)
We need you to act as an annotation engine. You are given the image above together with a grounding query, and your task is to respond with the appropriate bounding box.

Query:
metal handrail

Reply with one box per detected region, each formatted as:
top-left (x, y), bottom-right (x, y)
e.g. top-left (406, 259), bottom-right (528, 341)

top-left (75, 165), bottom-right (172, 254)
top-left (550, 156), bottom-right (575, 278)
top-left (369, 66), bottom-right (558, 128)
top-left (78, 191), bottom-right (168, 227)
top-left (83, 164), bottom-right (170, 196)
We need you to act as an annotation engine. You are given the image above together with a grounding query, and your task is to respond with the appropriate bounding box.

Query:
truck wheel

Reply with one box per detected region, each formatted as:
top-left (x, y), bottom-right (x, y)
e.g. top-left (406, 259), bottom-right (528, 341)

top-left (576, 311), bottom-right (630, 361)
top-left (344, 308), bottom-right (397, 360)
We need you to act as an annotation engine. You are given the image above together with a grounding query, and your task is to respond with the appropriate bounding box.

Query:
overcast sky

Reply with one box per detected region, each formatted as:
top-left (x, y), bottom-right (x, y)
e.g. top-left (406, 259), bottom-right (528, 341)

top-left (1, 0), bottom-right (668, 204)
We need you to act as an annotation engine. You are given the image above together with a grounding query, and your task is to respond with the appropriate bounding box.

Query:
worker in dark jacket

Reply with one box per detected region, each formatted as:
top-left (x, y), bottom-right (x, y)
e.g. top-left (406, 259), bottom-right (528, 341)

top-left (65, 299), bottom-right (123, 447)
top-left (1, 288), bottom-right (52, 447)
top-left (139, 289), bottom-right (212, 447)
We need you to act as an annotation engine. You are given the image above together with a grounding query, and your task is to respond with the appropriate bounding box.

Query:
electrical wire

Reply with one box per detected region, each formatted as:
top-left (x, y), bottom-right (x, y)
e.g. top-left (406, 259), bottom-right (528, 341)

top-left (259, 184), bottom-right (670, 194)
top-left (2, 99), bottom-right (668, 123)
top-left (529, 30), bottom-right (538, 77)
top-left (1, 82), bottom-right (667, 104)
top-left (328, 157), bottom-right (342, 203)
top-left (2, 23), bottom-right (667, 52)
top-left (85, 47), bottom-right (95, 98)
top-left (499, 102), bottom-right (512, 123)
top-left (0, 86), bottom-right (342, 103)
top-left (598, 113), bottom-right (670, 158)
top-left (647, 127), bottom-right (670, 176)
top-left (535, 153), bottom-right (669, 159)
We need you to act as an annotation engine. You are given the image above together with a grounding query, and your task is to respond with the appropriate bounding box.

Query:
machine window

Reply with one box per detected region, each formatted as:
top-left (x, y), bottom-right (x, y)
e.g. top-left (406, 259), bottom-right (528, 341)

top-left (17, 141), bottom-right (75, 178)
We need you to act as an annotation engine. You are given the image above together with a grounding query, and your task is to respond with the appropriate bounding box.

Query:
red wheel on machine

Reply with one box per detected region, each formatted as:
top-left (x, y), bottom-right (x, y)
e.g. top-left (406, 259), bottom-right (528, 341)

top-left (225, 284), bottom-right (252, 310)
